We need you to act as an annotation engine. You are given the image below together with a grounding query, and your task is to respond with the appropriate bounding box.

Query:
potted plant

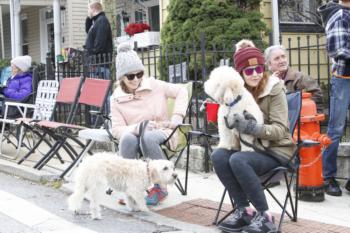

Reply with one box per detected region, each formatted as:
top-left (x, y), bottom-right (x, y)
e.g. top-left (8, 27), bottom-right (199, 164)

top-left (124, 23), bottom-right (151, 36)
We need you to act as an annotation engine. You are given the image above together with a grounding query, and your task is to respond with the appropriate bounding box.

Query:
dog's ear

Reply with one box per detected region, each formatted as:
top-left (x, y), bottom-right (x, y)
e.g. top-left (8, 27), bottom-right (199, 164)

top-left (149, 165), bottom-right (160, 184)
top-left (223, 83), bottom-right (235, 104)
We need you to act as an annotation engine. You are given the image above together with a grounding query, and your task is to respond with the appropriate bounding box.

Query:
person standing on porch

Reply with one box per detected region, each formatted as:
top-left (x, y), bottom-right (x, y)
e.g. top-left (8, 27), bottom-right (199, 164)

top-left (85, 1), bottom-right (113, 58)
top-left (318, 0), bottom-right (350, 196)
top-left (84, 2), bottom-right (113, 79)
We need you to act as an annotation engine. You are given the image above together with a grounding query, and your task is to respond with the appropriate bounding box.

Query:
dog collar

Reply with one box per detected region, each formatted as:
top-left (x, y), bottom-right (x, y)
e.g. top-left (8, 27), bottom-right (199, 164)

top-left (226, 95), bottom-right (242, 107)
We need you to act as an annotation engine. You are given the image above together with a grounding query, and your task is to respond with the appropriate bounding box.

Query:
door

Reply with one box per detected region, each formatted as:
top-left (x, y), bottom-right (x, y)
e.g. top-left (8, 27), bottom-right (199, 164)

top-left (39, 8), bottom-right (54, 64)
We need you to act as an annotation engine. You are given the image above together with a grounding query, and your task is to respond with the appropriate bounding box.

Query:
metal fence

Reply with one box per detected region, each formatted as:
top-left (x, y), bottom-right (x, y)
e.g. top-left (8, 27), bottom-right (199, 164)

top-left (46, 33), bottom-right (350, 140)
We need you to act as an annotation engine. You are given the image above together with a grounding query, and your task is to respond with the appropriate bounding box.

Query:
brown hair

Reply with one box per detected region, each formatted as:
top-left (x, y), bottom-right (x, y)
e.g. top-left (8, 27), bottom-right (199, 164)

top-left (119, 80), bottom-right (131, 94)
top-left (243, 71), bottom-right (269, 102)
top-left (118, 79), bottom-right (143, 94)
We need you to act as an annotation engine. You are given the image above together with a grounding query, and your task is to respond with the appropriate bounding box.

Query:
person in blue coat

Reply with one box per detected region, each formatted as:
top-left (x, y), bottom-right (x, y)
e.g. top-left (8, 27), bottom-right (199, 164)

top-left (0, 55), bottom-right (32, 117)
top-left (1, 55), bottom-right (32, 101)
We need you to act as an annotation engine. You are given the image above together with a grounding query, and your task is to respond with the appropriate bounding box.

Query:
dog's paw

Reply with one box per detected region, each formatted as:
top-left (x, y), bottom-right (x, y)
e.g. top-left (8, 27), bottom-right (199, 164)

top-left (73, 209), bottom-right (89, 215)
top-left (139, 206), bottom-right (150, 212)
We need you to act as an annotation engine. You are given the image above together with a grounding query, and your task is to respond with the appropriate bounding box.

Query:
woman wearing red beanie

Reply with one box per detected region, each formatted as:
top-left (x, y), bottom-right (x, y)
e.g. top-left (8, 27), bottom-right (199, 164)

top-left (211, 40), bottom-right (295, 233)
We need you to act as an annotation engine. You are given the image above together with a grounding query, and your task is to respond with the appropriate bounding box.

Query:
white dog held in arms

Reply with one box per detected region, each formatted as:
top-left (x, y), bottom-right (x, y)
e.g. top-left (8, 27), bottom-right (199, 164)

top-left (68, 152), bottom-right (177, 219)
top-left (204, 66), bottom-right (266, 151)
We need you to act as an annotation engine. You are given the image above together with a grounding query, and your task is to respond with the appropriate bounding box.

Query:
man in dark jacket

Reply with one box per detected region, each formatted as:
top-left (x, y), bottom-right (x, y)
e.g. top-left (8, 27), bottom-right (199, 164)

top-left (85, 2), bottom-right (113, 57)
top-left (264, 45), bottom-right (324, 113)
top-left (318, 0), bottom-right (350, 196)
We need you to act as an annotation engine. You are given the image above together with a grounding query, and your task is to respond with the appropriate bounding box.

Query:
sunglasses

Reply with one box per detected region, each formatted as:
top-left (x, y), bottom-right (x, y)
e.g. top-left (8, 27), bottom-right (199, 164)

top-left (126, 71), bottom-right (144, 81)
top-left (243, 65), bottom-right (264, 76)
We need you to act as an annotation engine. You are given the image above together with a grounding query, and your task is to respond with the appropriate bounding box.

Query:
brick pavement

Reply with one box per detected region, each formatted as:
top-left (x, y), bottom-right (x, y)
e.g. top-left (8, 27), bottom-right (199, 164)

top-left (156, 199), bottom-right (350, 233)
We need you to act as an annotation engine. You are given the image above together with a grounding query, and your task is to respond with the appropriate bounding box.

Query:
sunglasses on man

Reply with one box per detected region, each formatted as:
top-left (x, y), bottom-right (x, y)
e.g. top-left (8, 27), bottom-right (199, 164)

top-left (126, 71), bottom-right (144, 81)
top-left (243, 65), bottom-right (264, 76)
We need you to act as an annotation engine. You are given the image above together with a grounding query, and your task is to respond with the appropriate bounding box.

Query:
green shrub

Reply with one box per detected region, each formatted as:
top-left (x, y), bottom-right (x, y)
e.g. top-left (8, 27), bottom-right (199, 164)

top-left (0, 58), bottom-right (11, 69)
top-left (158, 0), bottom-right (269, 80)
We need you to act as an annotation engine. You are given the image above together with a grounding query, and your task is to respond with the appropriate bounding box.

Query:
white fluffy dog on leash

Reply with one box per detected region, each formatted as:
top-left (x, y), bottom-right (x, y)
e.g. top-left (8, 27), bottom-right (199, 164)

top-left (68, 152), bottom-right (177, 219)
top-left (204, 66), bottom-right (266, 151)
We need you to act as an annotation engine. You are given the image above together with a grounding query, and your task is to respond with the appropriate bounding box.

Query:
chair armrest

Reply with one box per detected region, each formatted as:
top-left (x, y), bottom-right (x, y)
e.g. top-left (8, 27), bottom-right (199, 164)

top-left (2, 100), bottom-right (36, 119)
top-left (4, 101), bottom-right (36, 109)
top-left (168, 123), bottom-right (192, 139)
top-left (161, 123), bottom-right (193, 152)
top-left (178, 123), bottom-right (192, 133)
top-left (189, 130), bottom-right (219, 139)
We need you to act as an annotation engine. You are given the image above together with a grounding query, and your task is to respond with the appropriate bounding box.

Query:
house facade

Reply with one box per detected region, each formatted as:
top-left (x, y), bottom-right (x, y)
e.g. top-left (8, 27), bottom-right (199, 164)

top-left (0, 0), bottom-right (88, 63)
top-left (0, 0), bottom-right (328, 72)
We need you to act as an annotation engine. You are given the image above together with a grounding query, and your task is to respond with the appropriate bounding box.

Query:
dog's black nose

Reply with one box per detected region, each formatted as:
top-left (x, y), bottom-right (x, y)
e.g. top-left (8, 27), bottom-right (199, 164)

top-left (172, 173), bottom-right (178, 179)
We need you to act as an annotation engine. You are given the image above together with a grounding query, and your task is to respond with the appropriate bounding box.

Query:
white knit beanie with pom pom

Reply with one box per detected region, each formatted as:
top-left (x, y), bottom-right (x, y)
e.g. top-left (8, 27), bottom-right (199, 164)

top-left (115, 43), bottom-right (145, 80)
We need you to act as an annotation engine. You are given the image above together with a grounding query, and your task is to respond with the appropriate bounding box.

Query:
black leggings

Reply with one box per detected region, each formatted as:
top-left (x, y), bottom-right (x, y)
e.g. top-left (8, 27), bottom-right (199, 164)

top-left (211, 148), bottom-right (280, 212)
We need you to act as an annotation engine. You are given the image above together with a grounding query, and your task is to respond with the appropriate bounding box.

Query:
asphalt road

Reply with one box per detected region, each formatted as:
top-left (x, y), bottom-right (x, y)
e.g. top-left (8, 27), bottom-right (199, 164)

top-left (0, 172), bottom-right (177, 233)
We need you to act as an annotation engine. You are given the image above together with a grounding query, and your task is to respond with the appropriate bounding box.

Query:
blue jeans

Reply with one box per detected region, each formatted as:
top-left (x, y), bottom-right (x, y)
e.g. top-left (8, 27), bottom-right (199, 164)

top-left (322, 76), bottom-right (350, 179)
top-left (119, 130), bottom-right (167, 160)
top-left (211, 148), bottom-right (280, 211)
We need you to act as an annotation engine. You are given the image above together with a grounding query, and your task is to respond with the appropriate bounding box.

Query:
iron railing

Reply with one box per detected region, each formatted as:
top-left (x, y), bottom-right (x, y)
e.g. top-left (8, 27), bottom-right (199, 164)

top-left (46, 33), bottom-right (349, 140)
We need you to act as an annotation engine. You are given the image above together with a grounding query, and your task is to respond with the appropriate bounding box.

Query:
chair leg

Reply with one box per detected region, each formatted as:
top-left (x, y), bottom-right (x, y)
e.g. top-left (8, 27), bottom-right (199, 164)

top-left (60, 140), bottom-right (95, 179)
top-left (213, 188), bottom-right (235, 226)
top-left (213, 188), bottom-right (227, 225)
top-left (171, 141), bottom-right (190, 195)
top-left (34, 140), bottom-right (63, 169)
top-left (277, 171), bottom-right (297, 232)
top-left (183, 139), bottom-right (191, 195)
top-left (18, 132), bottom-right (47, 164)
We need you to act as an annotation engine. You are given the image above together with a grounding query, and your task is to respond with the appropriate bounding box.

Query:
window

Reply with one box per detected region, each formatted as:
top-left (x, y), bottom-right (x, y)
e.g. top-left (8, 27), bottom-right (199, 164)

top-left (148, 5), bottom-right (159, 31)
top-left (278, 0), bottom-right (323, 33)
top-left (21, 16), bottom-right (29, 55)
top-left (279, 0), bottom-right (320, 24)
top-left (135, 9), bottom-right (145, 23)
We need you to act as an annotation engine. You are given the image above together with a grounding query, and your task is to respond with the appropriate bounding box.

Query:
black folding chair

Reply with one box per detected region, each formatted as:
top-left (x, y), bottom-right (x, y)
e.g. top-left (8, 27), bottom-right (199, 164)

top-left (213, 91), bottom-right (319, 232)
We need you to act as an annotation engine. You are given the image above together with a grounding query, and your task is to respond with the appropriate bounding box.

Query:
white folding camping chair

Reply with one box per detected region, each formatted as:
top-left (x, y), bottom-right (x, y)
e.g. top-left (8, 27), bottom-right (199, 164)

top-left (0, 80), bottom-right (59, 158)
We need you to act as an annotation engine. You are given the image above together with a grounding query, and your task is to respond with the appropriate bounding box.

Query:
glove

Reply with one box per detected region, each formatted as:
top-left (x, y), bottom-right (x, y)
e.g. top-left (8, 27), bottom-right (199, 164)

top-left (224, 110), bottom-right (263, 136)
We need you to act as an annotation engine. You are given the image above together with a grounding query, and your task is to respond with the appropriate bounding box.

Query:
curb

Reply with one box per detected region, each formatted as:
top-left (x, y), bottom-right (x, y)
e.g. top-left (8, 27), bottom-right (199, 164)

top-left (0, 159), bottom-right (59, 183)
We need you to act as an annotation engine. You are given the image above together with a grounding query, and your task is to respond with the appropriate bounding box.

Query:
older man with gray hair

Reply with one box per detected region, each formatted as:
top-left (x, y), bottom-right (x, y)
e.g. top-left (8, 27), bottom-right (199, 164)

top-left (264, 45), bottom-right (324, 113)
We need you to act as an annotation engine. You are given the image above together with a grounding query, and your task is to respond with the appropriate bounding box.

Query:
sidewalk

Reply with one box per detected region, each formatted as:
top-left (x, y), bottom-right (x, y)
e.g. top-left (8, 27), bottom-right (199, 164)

top-left (1, 141), bottom-right (350, 233)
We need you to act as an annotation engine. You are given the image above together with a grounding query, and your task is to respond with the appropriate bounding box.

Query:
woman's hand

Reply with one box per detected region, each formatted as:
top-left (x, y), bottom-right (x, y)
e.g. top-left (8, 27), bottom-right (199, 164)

top-left (158, 121), bottom-right (178, 129)
top-left (146, 121), bottom-right (158, 130)
top-left (224, 110), bottom-right (263, 136)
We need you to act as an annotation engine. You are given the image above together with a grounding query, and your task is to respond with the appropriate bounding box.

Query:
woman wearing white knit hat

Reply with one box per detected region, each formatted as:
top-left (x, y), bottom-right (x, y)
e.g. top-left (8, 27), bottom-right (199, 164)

top-left (1, 55), bottom-right (32, 101)
top-left (110, 43), bottom-right (188, 205)
top-left (0, 55), bottom-right (32, 116)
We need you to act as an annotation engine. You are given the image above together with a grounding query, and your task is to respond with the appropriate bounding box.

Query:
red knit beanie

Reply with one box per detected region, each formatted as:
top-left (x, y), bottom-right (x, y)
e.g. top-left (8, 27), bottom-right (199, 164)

top-left (233, 47), bottom-right (265, 73)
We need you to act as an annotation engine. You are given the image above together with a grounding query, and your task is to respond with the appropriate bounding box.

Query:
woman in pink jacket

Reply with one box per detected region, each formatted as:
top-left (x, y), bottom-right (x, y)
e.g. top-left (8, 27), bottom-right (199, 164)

top-left (110, 43), bottom-right (188, 205)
